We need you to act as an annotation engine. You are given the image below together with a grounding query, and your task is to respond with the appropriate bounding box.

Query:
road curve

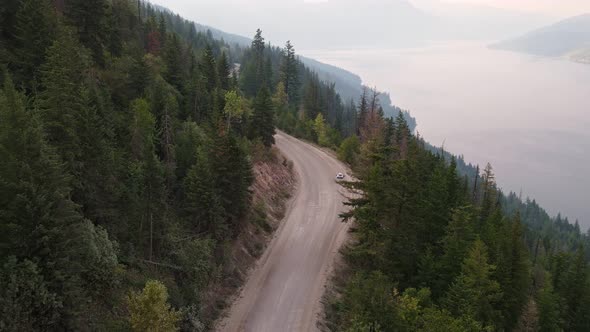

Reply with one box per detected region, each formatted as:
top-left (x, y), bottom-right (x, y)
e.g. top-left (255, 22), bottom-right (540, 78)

top-left (218, 131), bottom-right (351, 332)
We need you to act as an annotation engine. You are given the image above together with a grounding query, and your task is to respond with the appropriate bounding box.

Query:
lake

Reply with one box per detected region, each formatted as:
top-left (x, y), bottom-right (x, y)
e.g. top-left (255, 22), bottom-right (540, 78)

top-left (302, 42), bottom-right (590, 228)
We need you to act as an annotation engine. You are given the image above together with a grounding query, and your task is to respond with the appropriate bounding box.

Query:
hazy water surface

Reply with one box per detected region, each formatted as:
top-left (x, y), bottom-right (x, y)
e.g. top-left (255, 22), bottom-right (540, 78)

top-left (303, 42), bottom-right (590, 227)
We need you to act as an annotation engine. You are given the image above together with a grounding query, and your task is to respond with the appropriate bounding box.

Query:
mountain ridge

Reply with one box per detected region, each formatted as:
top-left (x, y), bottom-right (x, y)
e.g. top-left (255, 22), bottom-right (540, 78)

top-left (182, 14), bottom-right (417, 129)
top-left (491, 13), bottom-right (590, 59)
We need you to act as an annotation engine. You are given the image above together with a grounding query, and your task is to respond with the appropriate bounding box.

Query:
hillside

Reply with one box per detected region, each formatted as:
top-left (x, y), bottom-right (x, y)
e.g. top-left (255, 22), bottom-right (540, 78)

top-left (1, 0), bottom-right (589, 331)
top-left (183, 19), bottom-right (418, 130)
top-left (491, 13), bottom-right (590, 58)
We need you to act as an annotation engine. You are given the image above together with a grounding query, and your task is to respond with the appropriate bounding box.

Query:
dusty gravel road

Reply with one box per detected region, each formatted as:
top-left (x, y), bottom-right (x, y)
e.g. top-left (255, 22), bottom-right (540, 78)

top-left (217, 132), bottom-right (351, 332)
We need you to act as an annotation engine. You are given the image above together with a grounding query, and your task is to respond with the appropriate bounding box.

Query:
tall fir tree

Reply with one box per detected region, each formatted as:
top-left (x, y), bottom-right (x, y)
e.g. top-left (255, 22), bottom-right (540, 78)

top-left (11, 0), bottom-right (56, 90)
top-left (280, 40), bottom-right (299, 106)
top-left (65, 0), bottom-right (108, 65)
top-left (250, 87), bottom-right (276, 147)
top-left (39, 27), bottom-right (90, 181)
top-left (443, 239), bottom-right (502, 329)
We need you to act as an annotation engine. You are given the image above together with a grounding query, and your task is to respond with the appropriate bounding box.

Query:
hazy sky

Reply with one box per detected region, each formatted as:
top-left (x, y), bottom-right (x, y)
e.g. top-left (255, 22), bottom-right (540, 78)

top-left (155, 0), bottom-right (590, 19)
top-left (436, 0), bottom-right (590, 16)
top-left (153, 0), bottom-right (587, 49)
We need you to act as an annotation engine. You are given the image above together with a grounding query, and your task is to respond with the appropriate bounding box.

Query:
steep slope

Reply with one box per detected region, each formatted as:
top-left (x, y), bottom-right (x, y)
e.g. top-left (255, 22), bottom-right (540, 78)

top-left (491, 14), bottom-right (590, 57)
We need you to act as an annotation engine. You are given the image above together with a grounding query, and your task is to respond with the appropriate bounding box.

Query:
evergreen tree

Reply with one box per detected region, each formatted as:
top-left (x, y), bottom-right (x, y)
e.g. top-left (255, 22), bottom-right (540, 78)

top-left (480, 163), bottom-right (496, 222)
top-left (200, 45), bottom-right (218, 94)
top-left (280, 40), bottom-right (299, 105)
top-left (128, 98), bottom-right (166, 259)
top-left (218, 50), bottom-right (231, 91)
top-left (65, 0), bottom-right (109, 65)
top-left (443, 239), bottom-right (502, 329)
top-left (560, 247), bottom-right (590, 331)
top-left (39, 27), bottom-right (90, 178)
top-left (437, 207), bottom-right (476, 296)
top-left (0, 76), bottom-right (118, 329)
top-left (537, 282), bottom-right (562, 332)
top-left (240, 29), bottom-right (266, 96)
top-left (210, 130), bottom-right (253, 232)
top-left (184, 147), bottom-right (225, 237)
top-left (11, 0), bottom-right (56, 90)
top-left (250, 87), bottom-right (276, 147)
top-left (496, 213), bottom-right (531, 329)
top-left (164, 34), bottom-right (184, 91)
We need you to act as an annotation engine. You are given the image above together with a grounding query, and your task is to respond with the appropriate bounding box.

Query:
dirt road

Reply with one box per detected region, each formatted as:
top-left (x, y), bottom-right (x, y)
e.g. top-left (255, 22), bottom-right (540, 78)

top-left (218, 132), bottom-right (351, 332)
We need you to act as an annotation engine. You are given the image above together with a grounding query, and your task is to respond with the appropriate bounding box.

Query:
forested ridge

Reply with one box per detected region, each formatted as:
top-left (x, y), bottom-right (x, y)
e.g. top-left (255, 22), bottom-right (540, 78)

top-left (0, 0), bottom-right (588, 331)
top-left (325, 108), bottom-right (590, 330)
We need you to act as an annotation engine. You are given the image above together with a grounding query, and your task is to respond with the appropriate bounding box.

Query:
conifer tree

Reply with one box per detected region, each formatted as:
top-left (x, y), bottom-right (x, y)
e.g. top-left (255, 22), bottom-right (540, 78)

top-left (0, 76), bottom-right (118, 329)
top-left (560, 247), bottom-right (590, 331)
top-left (443, 239), bottom-right (502, 329)
top-left (480, 163), bottom-right (497, 222)
top-left (250, 87), bottom-right (276, 147)
top-left (437, 207), bottom-right (476, 295)
top-left (200, 45), bottom-right (218, 94)
top-left (357, 87), bottom-right (369, 137)
top-left (184, 148), bottom-right (225, 237)
top-left (39, 27), bottom-right (90, 177)
top-left (218, 50), bottom-right (231, 91)
top-left (128, 98), bottom-right (166, 259)
top-left (211, 130), bottom-right (253, 231)
top-left (280, 40), bottom-right (299, 105)
top-left (240, 29), bottom-right (266, 96)
top-left (65, 0), bottom-right (108, 65)
top-left (496, 213), bottom-right (531, 329)
top-left (537, 282), bottom-right (562, 332)
top-left (164, 34), bottom-right (184, 91)
top-left (12, 0), bottom-right (56, 90)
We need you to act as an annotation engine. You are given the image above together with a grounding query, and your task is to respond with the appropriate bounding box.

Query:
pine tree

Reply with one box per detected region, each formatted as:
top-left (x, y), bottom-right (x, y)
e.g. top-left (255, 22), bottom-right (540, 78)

top-left (164, 34), bottom-right (184, 91)
top-left (357, 88), bottom-right (368, 136)
top-left (443, 239), bottom-right (502, 329)
top-left (211, 131), bottom-right (253, 229)
top-left (437, 207), bottom-right (476, 296)
top-left (480, 163), bottom-right (496, 222)
top-left (39, 27), bottom-right (90, 178)
top-left (240, 29), bottom-right (266, 96)
top-left (250, 87), bottom-right (276, 147)
top-left (200, 45), bottom-right (218, 94)
top-left (0, 76), bottom-right (118, 328)
top-left (11, 0), bottom-right (56, 90)
top-left (560, 247), bottom-right (590, 331)
top-left (496, 213), bottom-right (531, 329)
top-left (128, 98), bottom-right (166, 259)
top-left (280, 40), bottom-right (299, 105)
top-left (218, 50), bottom-right (231, 91)
top-left (537, 282), bottom-right (562, 332)
top-left (184, 148), bottom-right (225, 237)
top-left (252, 29), bottom-right (265, 61)
top-left (65, 0), bottom-right (109, 65)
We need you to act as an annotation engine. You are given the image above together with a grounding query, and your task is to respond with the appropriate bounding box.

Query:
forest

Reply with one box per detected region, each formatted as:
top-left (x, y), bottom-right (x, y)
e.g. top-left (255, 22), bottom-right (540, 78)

top-left (1, 0), bottom-right (588, 331)
top-left (0, 0), bottom-right (372, 329)
top-left (324, 102), bottom-right (590, 331)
